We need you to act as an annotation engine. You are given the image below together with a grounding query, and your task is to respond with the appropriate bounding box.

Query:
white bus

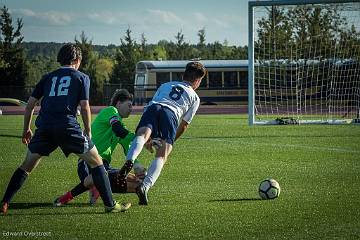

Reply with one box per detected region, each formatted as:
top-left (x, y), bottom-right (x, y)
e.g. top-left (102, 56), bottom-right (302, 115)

top-left (134, 60), bottom-right (249, 105)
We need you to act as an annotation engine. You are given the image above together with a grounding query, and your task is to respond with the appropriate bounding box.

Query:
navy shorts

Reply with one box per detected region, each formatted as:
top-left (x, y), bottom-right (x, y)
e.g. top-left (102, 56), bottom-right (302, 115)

top-left (77, 159), bottom-right (113, 183)
top-left (136, 104), bottom-right (178, 145)
top-left (28, 126), bottom-right (94, 157)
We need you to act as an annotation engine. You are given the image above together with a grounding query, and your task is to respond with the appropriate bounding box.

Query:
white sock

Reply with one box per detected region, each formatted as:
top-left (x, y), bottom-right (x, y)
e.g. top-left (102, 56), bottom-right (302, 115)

top-left (142, 157), bottom-right (164, 189)
top-left (126, 136), bottom-right (146, 162)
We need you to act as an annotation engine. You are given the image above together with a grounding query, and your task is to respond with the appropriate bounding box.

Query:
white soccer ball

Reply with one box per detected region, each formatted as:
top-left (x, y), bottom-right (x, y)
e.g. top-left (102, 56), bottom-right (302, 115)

top-left (259, 178), bottom-right (281, 200)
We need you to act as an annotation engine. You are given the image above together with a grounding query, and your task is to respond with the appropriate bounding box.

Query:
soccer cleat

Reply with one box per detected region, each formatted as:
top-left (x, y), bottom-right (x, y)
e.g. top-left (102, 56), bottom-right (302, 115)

top-left (53, 192), bottom-right (73, 207)
top-left (1, 202), bottom-right (9, 215)
top-left (136, 185), bottom-right (149, 205)
top-left (104, 201), bottom-right (131, 213)
top-left (88, 186), bottom-right (100, 205)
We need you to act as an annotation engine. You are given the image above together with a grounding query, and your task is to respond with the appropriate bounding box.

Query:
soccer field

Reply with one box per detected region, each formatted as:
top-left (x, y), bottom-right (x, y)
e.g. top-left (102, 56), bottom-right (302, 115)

top-left (0, 114), bottom-right (359, 239)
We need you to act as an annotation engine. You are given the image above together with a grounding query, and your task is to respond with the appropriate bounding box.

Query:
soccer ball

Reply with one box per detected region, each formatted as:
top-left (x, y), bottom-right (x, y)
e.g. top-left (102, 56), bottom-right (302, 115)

top-left (259, 178), bottom-right (281, 200)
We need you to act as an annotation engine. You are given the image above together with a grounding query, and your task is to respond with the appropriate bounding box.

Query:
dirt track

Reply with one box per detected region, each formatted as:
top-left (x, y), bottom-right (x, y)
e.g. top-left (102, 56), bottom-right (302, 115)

top-left (0, 105), bottom-right (248, 115)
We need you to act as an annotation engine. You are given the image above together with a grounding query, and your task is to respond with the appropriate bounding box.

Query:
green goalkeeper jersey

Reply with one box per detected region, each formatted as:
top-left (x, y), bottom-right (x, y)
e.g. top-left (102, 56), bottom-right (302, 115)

top-left (91, 106), bottom-right (135, 163)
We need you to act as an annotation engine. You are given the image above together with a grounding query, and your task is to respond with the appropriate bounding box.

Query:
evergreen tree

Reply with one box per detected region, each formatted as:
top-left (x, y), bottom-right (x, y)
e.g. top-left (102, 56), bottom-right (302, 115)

top-left (197, 28), bottom-right (207, 59)
top-left (255, 6), bottom-right (292, 61)
top-left (149, 44), bottom-right (167, 60)
top-left (139, 33), bottom-right (151, 60)
top-left (0, 5), bottom-right (27, 87)
top-left (174, 30), bottom-right (187, 60)
top-left (75, 31), bottom-right (102, 104)
top-left (110, 27), bottom-right (140, 93)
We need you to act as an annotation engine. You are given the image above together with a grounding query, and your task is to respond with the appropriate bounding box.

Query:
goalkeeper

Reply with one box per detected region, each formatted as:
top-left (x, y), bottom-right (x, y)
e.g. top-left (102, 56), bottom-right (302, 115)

top-left (54, 89), bottom-right (146, 206)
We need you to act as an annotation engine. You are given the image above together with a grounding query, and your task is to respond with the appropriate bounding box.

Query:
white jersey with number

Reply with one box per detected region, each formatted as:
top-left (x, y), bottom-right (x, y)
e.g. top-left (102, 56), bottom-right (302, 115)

top-left (147, 81), bottom-right (200, 125)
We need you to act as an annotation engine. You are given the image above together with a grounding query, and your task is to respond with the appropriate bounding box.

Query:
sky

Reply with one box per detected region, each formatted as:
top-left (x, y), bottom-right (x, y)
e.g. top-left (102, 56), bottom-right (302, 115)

top-left (1, 0), bottom-right (250, 46)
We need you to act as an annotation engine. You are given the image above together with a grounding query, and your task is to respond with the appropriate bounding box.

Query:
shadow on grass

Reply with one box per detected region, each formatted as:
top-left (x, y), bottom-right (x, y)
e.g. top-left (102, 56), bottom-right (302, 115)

top-left (0, 134), bottom-right (21, 139)
top-left (6, 202), bottom-right (105, 216)
top-left (210, 198), bottom-right (262, 202)
top-left (8, 202), bottom-right (92, 209)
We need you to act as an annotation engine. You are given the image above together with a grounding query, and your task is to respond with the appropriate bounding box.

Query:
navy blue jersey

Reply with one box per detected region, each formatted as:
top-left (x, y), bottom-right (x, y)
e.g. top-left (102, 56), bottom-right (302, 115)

top-left (31, 67), bottom-right (90, 128)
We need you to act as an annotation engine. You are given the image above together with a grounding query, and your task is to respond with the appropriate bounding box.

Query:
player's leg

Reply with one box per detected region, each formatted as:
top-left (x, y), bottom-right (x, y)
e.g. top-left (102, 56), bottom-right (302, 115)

top-left (60, 127), bottom-right (127, 213)
top-left (77, 147), bottom-right (116, 210)
top-left (136, 106), bottom-right (177, 205)
top-left (119, 104), bottom-right (161, 178)
top-left (78, 148), bottom-right (131, 212)
top-left (119, 126), bottom-right (152, 177)
top-left (88, 161), bottom-right (112, 205)
top-left (54, 159), bottom-right (93, 206)
top-left (82, 171), bottom-right (132, 211)
top-left (143, 141), bottom-right (172, 190)
top-left (1, 127), bottom-right (56, 215)
top-left (1, 150), bottom-right (42, 215)
top-left (73, 171), bottom-right (140, 193)
top-left (136, 142), bottom-right (172, 205)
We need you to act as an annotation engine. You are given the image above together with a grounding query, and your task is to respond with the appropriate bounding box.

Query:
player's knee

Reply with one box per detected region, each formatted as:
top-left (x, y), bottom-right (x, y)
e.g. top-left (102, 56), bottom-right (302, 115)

top-left (20, 152), bottom-right (42, 174)
top-left (83, 175), bottom-right (94, 188)
top-left (85, 156), bottom-right (103, 168)
top-left (136, 127), bottom-right (152, 140)
top-left (78, 148), bottom-right (103, 167)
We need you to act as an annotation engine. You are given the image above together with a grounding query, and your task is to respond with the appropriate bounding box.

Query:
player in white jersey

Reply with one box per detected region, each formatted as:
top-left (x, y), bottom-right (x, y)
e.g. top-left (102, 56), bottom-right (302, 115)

top-left (149, 80), bottom-right (200, 125)
top-left (118, 61), bottom-right (207, 205)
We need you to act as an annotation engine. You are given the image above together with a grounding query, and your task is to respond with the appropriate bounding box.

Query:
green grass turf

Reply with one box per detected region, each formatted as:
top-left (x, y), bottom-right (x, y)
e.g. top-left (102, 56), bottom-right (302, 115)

top-left (0, 114), bottom-right (359, 239)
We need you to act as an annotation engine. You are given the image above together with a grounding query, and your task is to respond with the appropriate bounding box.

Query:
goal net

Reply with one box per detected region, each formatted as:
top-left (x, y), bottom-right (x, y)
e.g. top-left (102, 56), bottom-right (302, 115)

top-left (248, 0), bottom-right (360, 125)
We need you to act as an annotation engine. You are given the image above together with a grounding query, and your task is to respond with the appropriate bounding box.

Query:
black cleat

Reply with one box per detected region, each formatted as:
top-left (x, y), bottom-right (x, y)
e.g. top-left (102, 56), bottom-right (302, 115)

top-left (136, 185), bottom-right (149, 205)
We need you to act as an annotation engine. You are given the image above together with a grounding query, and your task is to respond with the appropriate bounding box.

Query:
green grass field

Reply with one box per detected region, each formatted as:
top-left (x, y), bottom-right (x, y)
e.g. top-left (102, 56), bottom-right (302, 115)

top-left (0, 114), bottom-right (360, 239)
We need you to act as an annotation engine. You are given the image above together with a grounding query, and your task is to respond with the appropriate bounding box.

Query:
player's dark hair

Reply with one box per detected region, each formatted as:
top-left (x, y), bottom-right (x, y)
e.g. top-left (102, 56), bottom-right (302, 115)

top-left (183, 61), bottom-right (207, 83)
top-left (110, 89), bottom-right (133, 106)
top-left (57, 43), bottom-right (82, 66)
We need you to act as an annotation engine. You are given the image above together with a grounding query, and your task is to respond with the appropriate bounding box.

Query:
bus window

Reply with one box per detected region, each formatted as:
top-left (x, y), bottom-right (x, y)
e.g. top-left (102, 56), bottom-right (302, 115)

top-left (199, 76), bottom-right (207, 88)
top-left (224, 71), bottom-right (238, 88)
top-left (208, 72), bottom-right (222, 88)
top-left (135, 74), bottom-right (145, 88)
top-left (172, 72), bottom-right (183, 81)
top-left (156, 72), bottom-right (170, 87)
top-left (239, 71), bottom-right (248, 89)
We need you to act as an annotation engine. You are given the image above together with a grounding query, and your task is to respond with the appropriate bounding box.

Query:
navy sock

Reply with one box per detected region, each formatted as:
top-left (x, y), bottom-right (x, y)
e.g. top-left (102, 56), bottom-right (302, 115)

top-left (91, 165), bottom-right (114, 207)
top-left (1, 168), bottom-right (28, 203)
top-left (70, 183), bottom-right (88, 198)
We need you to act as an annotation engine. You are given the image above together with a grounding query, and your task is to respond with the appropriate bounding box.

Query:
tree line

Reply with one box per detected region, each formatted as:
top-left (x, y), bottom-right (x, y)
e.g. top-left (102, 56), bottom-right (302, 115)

top-left (255, 4), bottom-right (360, 62)
top-left (254, 3), bottom-right (360, 92)
top-left (0, 6), bottom-right (247, 104)
top-left (2, 4), bottom-right (358, 105)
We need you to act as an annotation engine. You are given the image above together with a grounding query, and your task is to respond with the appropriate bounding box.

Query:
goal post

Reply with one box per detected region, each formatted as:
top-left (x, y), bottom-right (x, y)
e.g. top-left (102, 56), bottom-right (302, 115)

top-left (248, 0), bottom-right (360, 125)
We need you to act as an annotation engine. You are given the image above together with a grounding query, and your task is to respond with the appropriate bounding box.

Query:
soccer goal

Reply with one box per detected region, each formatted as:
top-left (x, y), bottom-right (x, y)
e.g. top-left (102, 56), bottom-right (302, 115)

top-left (248, 0), bottom-right (360, 125)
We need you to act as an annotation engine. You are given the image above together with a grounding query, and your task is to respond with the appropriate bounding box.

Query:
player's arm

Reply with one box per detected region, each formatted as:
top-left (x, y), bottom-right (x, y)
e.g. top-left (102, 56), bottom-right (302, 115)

top-left (175, 120), bottom-right (189, 142)
top-left (79, 100), bottom-right (92, 139)
top-left (111, 121), bottom-right (130, 138)
top-left (22, 96), bottom-right (39, 145)
top-left (174, 97), bottom-right (200, 142)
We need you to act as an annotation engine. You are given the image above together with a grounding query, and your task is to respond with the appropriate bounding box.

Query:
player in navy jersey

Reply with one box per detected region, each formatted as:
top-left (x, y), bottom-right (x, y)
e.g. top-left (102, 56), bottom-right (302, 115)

top-left (0, 43), bottom-right (130, 215)
top-left (118, 61), bottom-right (207, 205)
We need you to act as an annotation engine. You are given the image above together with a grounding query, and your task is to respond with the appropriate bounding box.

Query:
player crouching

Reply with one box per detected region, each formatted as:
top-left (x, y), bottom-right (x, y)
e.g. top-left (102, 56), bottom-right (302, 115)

top-left (54, 169), bottom-right (145, 208)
